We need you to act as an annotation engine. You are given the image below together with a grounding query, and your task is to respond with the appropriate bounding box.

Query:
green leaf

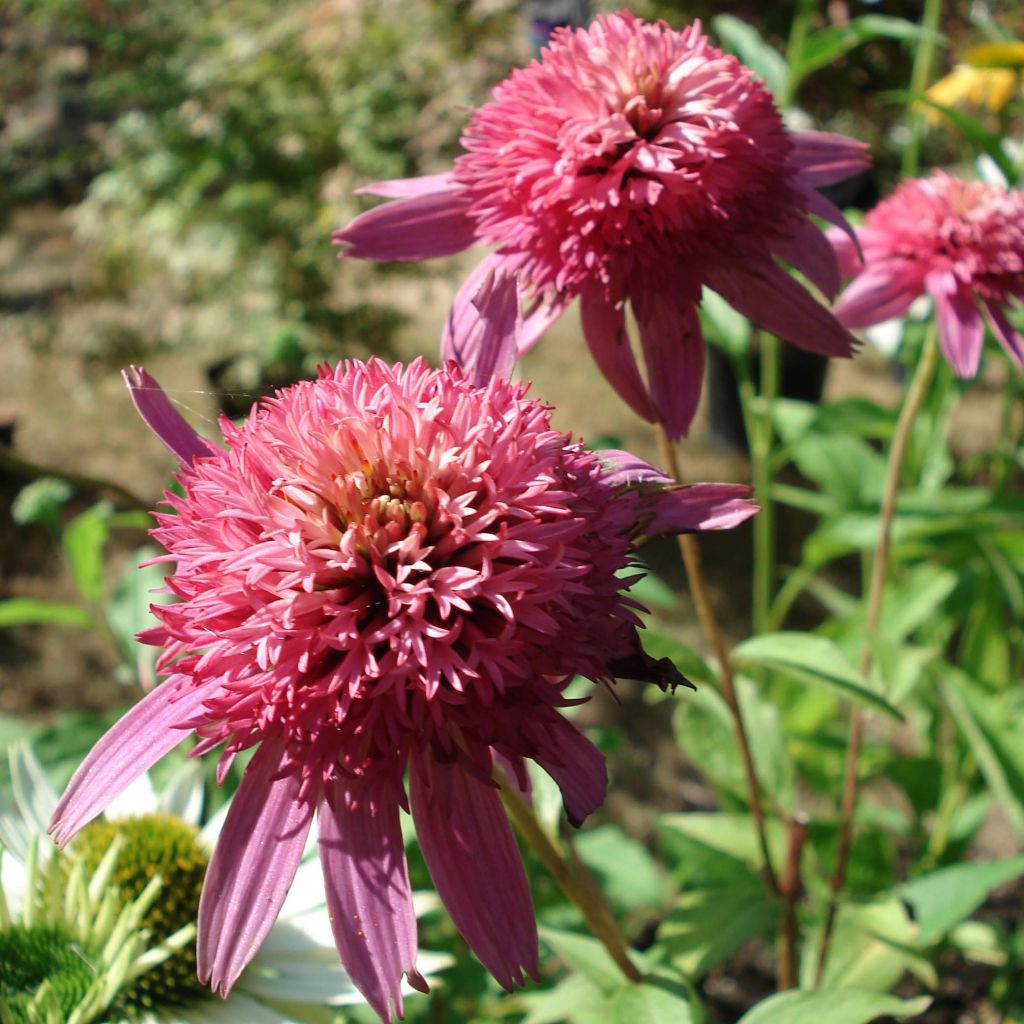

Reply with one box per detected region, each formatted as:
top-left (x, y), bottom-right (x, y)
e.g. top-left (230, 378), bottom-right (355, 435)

top-left (940, 677), bottom-right (1024, 837)
top-left (573, 825), bottom-right (666, 912)
top-left (523, 974), bottom-right (611, 1024)
top-left (699, 287), bottom-right (751, 359)
top-left (788, 434), bottom-right (886, 506)
top-left (0, 598), bottom-right (94, 630)
top-left (106, 547), bottom-right (172, 686)
top-left (733, 633), bottom-right (903, 719)
top-left (657, 880), bottom-right (777, 978)
top-left (737, 990), bottom-right (931, 1024)
top-left (609, 975), bottom-right (696, 1024)
top-left (539, 928), bottom-right (631, 993)
top-left (62, 502), bottom-right (112, 605)
top-left (659, 813), bottom-right (786, 873)
top-left (711, 16), bottom-right (788, 100)
top-left (11, 478), bottom-right (72, 531)
top-left (900, 857), bottom-right (1024, 944)
top-left (793, 16), bottom-right (938, 84)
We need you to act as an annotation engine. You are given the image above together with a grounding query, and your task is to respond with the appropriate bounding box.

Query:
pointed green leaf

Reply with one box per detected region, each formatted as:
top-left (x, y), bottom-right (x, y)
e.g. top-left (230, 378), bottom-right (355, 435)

top-left (737, 990), bottom-right (931, 1024)
top-left (609, 975), bottom-right (696, 1024)
top-left (0, 599), bottom-right (94, 630)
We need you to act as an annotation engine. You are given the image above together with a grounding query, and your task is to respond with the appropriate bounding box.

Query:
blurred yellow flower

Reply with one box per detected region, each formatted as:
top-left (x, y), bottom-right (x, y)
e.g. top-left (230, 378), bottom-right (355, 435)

top-left (923, 40), bottom-right (1024, 124)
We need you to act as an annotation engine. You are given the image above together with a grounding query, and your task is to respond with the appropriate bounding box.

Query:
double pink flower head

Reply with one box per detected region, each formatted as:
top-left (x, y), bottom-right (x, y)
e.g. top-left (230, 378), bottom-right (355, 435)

top-left (335, 11), bottom-right (868, 439)
top-left (51, 359), bottom-right (756, 1021)
top-left (832, 171), bottom-right (1024, 376)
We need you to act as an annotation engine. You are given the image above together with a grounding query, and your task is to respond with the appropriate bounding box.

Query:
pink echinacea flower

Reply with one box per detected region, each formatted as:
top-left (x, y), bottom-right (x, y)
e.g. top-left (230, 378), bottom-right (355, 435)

top-left (333, 11), bottom-right (867, 439)
top-left (831, 171), bottom-right (1024, 377)
top-left (50, 358), bottom-right (757, 1022)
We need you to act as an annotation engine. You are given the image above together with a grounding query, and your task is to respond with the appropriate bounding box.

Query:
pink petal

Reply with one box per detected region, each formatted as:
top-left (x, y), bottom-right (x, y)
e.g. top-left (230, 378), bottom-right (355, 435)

top-left (50, 677), bottom-right (215, 846)
top-left (579, 282), bottom-right (657, 424)
top-left (983, 300), bottom-right (1024, 366)
top-left (643, 483), bottom-right (758, 535)
top-left (633, 285), bottom-right (705, 441)
top-left (441, 255), bottom-right (519, 386)
top-left (597, 450), bottom-right (672, 489)
top-left (705, 259), bottom-right (857, 358)
top-left (198, 740), bottom-right (316, 994)
top-left (930, 278), bottom-right (984, 378)
top-left (333, 190), bottom-right (477, 261)
top-left (318, 775), bottom-right (418, 1024)
top-left (355, 173), bottom-right (457, 199)
top-left (769, 219), bottom-right (841, 300)
top-left (410, 754), bottom-right (538, 990)
top-left (798, 183), bottom-right (862, 260)
top-left (832, 268), bottom-right (919, 329)
top-left (493, 751), bottom-right (532, 801)
top-left (531, 716), bottom-right (607, 828)
top-left (825, 225), bottom-right (864, 278)
top-left (789, 131), bottom-right (872, 187)
top-left (122, 366), bottom-right (211, 467)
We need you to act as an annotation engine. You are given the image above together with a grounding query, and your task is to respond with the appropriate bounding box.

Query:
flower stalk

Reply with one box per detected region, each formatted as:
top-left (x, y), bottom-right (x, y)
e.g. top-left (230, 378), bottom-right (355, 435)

top-left (496, 773), bottom-right (643, 984)
top-left (815, 329), bottom-right (942, 983)
top-left (655, 426), bottom-right (780, 897)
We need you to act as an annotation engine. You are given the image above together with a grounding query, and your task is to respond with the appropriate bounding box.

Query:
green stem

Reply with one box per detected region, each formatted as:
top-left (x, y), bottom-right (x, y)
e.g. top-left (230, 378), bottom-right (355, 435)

top-left (902, 0), bottom-right (944, 178)
top-left (783, 0), bottom-right (817, 106)
top-left (814, 329), bottom-right (942, 985)
top-left (496, 772), bottom-right (644, 984)
top-left (752, 333), bottom-right (780, 635)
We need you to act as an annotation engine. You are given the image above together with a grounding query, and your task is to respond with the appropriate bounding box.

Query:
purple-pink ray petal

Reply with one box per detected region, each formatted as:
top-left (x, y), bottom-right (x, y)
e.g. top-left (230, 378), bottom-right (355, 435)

top-left (441, 255), bottom-right (518, 385)
top-left (930, 278), bottom-right (985, 378)
top-left (517, 289), bottom-right (567, 354)
top-left (769, 219), bottom-right (842, 300)
top-left (597, 450), bottom-right (672, 489)
top-left (825, 225), bottom-right (865, 278)
top-left (579, 282), bottom-right (657, 424)
top-left (633, 285), bottom-right (705, 441)
top-left (531, 716), bottom-right (607, 828)
top-left (333, 190), bottom-right (477, 262)
top-left (318, 775), bottom-right (418, 1024)
top-left (644, 483), bottom-right (759, 536)
top-left (983, 299), bottom-right (1024, 366)
top-left (410, 754), bottom-right (538, 990)
top-left (832, 268), bottom-right (919, 328)
top-left (355, 173), bottom-right (458, 199)
top-left (789, 131), bottom-right (872, 187)
top-left (798, 184), bottom-right (863, 260)
top-left (705, 259), bottom-right (858, 358)
top-left (50, 677), bottom-right (216, 846)
top-left (198, 740), bottom-right (316, 994)
top-left (122, 366), bottom-right (210, 467)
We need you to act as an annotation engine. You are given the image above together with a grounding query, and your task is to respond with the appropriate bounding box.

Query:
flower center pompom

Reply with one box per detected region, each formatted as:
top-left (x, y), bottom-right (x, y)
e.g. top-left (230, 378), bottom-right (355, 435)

top-left (868, 174), bottom-right (1024, 298)
top-left (153, 359), bottom-right (642, 789)
top-left (64, 814), bottom-right (209, 1010)
top-left (454, 12), bottom-right (795, 297)
top-left (0, 924), bottom-right (97, 1022)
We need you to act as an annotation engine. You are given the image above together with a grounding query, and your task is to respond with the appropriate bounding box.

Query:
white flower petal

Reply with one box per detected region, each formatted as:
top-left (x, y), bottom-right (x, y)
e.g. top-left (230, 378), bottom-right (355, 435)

top-left (157, 762), bottom-right (205, 824)
top-left (104, 771), bottom-right (158, 819)
top-left (239, 960), bottom-right (366, 1007)
top-left (180, 992), bottom-right (297, 1024)
top-left (198, 799), bottom-right (230, 848)
top-left (277, 856), bottom-right (326, 918)
top-left (10, 743), bottom-right (58, 835)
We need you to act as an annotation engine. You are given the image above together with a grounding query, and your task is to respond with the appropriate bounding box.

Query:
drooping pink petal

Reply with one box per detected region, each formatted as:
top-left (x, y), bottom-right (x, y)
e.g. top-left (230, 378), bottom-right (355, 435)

top-left (597, 450), bottom-right (672, 489)
top-left (705, 260), bottom-right (858, 358)
top-left (769, 219), bottom-right (842, 300)
top-left (579, 282), bottom-right (657, 424)
top-left (832, 267), bottom-right (920, 329)
top-left (441, 255), bottom-right (518, 385)
top-left (410, 754), bottom-right (538, 990)
top-left (318, 775), bottom-right (418, 1024)
top-left (122, 366), bottom-right (211, 467)
top-left (355, 173), bottom-right (458, 199)
top-left (531, 716), bottom-right (607, 828)
top-left (789, 131), bottom-right (871, 187)
top-left (333, 190), bottom-right (477, 261)
top-left (517, 288), bottom-right (568, 354)
top-left (50, 677), bottom-right (216, 846)
top-left (983, 299), bottom-right (1024, 366)
top-left (825, 225), bottom-right (865, 278)
top-left (493, 751), bottom-right (532, 801)
top-left (930, 277), bottom-right (985, 378)
top-left (633, 284), bottom-right (705, 440)
top-left (644, 483), bottom-right (758, 536)
top-left (198, 739), bottom-right (316, 994)
top-left (798, 183), bottom-right (863, 259)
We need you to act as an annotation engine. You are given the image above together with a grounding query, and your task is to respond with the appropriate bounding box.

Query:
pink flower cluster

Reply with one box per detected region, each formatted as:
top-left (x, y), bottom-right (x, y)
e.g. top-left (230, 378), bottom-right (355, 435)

top-left (52, 359), bottom-right (756, 1021)
top-left (833, 171), bottom-right (1024, 375)
top-left (335, 12), bottom-right (868, 438)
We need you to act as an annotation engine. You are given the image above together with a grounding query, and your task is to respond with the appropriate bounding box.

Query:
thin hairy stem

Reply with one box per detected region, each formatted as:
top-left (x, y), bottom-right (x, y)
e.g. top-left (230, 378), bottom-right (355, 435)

top-left (752, 332), bottom-right (780, 634)
top-left (496, 772), bottom-right (644, 984)
top-left (815, 331), bottom-right (941, 984)
top-left (655, 425), bottom-right (780, 896)
top-left (777, 813), bottom-right (809, 990)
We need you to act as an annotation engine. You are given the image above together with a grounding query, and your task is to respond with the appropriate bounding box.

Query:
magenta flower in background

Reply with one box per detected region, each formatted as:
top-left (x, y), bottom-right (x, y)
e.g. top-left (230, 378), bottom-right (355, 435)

top-left (50, 358), bottom-right (756, 1022)
top-left (831, 171), bottom-right (1024, 377)
top-left (333, 11), bottom-right (867, 439)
